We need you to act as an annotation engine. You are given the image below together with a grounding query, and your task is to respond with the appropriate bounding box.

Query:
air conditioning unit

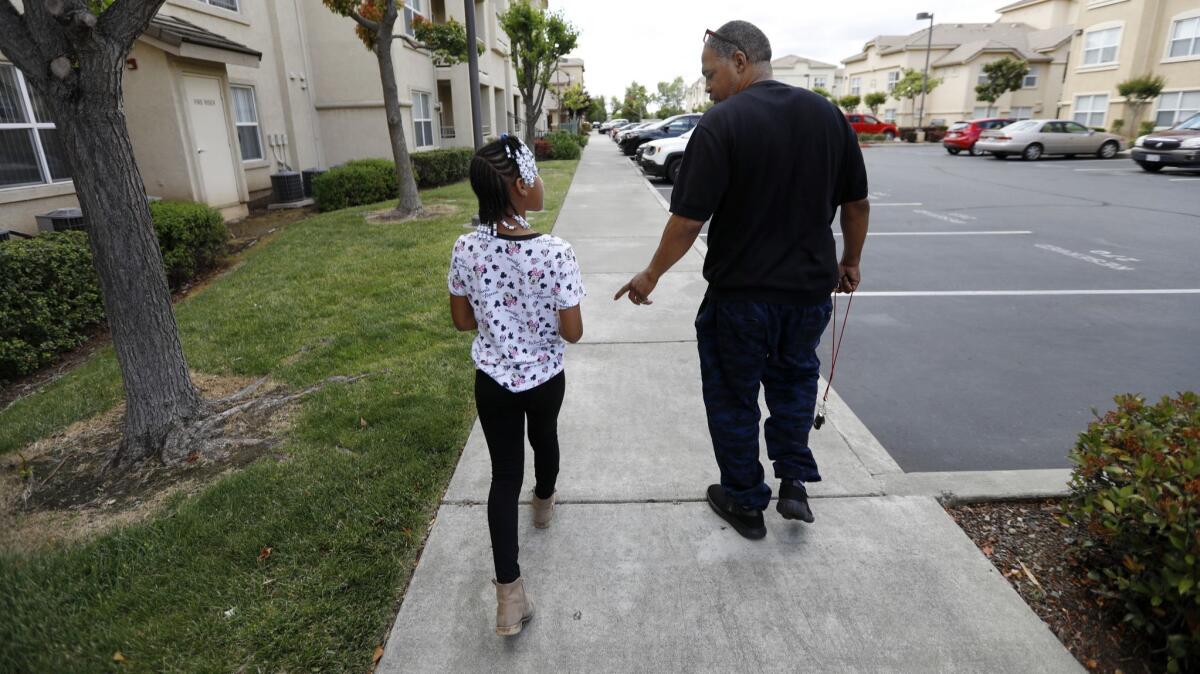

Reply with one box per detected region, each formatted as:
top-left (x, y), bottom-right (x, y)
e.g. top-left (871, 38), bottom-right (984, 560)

top-left (35, 208), bottom-right (87, 233)
top-left (270, 171), bottom-right (305, 204)
top-left (0, 229), bottom-right (33, 242)
top-left (301, 168), bottom-right (327, 198)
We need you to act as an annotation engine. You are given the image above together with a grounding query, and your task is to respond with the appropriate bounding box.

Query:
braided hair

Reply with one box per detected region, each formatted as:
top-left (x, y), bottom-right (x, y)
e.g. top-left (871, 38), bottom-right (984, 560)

top-left (470, 135), bottom-right (527, 230)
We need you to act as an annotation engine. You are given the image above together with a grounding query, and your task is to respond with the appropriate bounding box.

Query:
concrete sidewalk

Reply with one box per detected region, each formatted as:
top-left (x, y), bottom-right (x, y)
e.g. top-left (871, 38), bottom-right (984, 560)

top-left (377, 141), bottom-right (1082, 673)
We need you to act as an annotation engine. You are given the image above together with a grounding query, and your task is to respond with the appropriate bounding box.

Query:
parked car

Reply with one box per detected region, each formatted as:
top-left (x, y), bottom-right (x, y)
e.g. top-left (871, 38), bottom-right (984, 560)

top-left (598, 118), bottom-right (627, 133)
top-left (846, 113), bottom-right (898, 140)
top-left (1131, 113), bottom-right (1200, 173)
top-left (943, 118), bottom-right (1017, 155)
top-left (976, 119), bottom-right (1126, 161)
top-left (639, 130), bottom-right (692, 183)
top-left (611, 121), bottom-right (645, 141)
top-left (619, 114), bottom-right (702, 155)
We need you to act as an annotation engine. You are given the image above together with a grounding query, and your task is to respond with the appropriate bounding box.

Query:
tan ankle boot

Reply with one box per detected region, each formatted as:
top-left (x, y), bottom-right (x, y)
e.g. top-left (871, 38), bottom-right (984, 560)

top-left (493, 577), bottom-right (534, 636)
top-left (532, 491), bottom-right (556, 529)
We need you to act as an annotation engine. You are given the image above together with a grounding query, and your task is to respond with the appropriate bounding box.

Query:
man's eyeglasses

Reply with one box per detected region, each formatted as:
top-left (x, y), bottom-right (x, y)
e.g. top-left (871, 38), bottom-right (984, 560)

top-left (704, 28), bottom-right (746, 55)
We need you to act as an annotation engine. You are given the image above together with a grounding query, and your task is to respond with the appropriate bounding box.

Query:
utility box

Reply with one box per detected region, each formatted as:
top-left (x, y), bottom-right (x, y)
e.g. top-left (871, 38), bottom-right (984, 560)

top-left (270, 171), bottom-right (305, 204)
top-left (35, 208), bottom-right (88, 233)
top-left (301, 168), bottom-right (327, 198)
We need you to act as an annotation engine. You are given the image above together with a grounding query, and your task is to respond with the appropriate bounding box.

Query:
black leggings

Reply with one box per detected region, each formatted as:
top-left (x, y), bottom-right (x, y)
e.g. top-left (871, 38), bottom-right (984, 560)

top-left (475, 369), bottom-right (565, 584)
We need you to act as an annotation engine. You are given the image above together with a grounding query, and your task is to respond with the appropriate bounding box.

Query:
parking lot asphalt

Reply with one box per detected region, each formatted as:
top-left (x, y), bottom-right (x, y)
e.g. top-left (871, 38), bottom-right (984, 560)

top-left (631, 141), bottom-right (1200, 473)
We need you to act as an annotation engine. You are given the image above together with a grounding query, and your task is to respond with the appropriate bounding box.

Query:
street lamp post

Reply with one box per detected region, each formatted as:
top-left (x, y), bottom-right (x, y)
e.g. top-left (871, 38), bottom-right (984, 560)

top-left (916, 11), bottom-right (934, 129)
top-left (465, 0), bottom-right (483, 150)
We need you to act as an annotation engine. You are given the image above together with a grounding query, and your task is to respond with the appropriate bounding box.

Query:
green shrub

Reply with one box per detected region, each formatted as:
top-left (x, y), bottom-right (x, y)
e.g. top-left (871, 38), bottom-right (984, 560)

top-left (411, 148), bottom-right (473, 188)
top-left (544, 131), bottom-right (581, 160)
top-left (533, 139), bottom-right (552, 161)
top-left (0, 232), bottom-right (104, 380)
top-left (573, 133), bottom-right (590, 148)
top-left (857, 133), bottom-right (886, 142)
top-left (1139, 120), bottom-right (1157, 136)
top-left (149, 201), bottom-right (229, 288)
top-left (1111, 118), bottom-right (1125, 134)
top-left (312, 159), bottom-right (397, 212)
top-left (1062, 392), bottom-right (1200, 672)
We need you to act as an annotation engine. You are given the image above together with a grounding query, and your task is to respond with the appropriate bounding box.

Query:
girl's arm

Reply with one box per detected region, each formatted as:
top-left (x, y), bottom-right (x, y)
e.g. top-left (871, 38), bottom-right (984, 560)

top-left (558, 305), bottom-right (583, 343)
top-left (450, 295), bottom-right (477, 332)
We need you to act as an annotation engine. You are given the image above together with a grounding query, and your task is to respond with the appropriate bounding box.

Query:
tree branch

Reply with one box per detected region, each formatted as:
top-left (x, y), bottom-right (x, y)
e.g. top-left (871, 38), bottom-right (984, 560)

top-left (349, 9), bottom-right (379, 33)
top-left (0, 0), bottom-right (47, 85)
top-left (97, 0), bottom-right (168, 49)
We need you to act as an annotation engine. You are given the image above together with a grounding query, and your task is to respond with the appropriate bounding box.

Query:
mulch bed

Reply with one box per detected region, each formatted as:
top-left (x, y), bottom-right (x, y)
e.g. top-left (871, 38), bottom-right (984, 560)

top-left (948, 500), bottom-right (1162, 673)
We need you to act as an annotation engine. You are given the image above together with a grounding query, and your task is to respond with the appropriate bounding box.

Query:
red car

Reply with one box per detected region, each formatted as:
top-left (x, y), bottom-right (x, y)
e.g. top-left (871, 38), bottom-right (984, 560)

top-left (846, 113), bottom-right (898, 140)
top-left (943, 118), bottom-right (1017, 155)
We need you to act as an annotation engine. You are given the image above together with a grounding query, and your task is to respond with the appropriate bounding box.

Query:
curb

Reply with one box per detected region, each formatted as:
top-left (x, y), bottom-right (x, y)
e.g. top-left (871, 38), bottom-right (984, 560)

top-left (879, 469), bottom-right (1072, 504)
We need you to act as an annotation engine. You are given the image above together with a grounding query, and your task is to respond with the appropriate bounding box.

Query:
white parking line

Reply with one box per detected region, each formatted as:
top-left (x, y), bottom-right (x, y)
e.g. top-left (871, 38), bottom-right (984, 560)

top-left (1169, 178), bottom-right (1200, 182)
top-left (872, 202), bottom-right (923, 206)
top-left (1073, 168), bottom-right (1142, 172)
top-left (834, 230), bottom-right (1031, 236)
top-left (853, 289), bottom-right (1200, 297)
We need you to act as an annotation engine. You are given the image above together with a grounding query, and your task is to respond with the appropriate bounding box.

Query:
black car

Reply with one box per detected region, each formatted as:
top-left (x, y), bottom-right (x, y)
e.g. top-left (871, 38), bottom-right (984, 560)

top-left (618, 114), bottom-right (701, 156)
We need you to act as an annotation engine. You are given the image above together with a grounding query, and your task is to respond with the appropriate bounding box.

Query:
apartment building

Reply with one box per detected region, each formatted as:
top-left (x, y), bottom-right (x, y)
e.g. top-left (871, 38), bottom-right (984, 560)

top-left (842, 21), bottom-right (1073, 126)
top-left (771, 55), bottom-right (845, 95)
top-left (0, 0), bottom-right (548, 236)
top-left (684, 77), bottom-right (707, 112)
top-left (544, 57), bottom-right (586, 130)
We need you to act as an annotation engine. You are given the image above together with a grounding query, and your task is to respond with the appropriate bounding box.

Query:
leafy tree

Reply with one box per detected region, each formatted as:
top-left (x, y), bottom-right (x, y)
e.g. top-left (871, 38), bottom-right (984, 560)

top-left (864, 92), bottom-right (888, 115)
top-left (838, 94), bottom-right (861, 112)
top-left (414, 15), bottom-right (482, 65)
top-left (609, 96), bottom-right (621, 116)
top-left (499, 1), bottom-right (579, 145)
top-left (586, 97), bottom-right (607, 123)
top-left (812, 87), bottom-right (833, 100)
top-left (559, 82), bottom-right (591, 121)
top-left (0, 0), bottom-right (206, 466)
top-left (619, 81), bottom-right (651, 121)
top-left (892, 68), bottom-right (943, 121)
top-left (693, 101), bottom-right (714, 113)
top-left (975, 57), bottom-right (1029, 117)
top-left (1118, 74), bottom-right (1166, 136)
top-left (655, 76), bottom-right (686, 110)
top-left (656, 105), bottom-right (686, 118)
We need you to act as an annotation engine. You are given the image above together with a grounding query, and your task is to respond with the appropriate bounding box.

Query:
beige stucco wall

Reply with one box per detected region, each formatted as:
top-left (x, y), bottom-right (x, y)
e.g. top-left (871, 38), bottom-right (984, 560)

top-left (1062, 0), bottom-right (1200, 131)
top-left (998, 0), bottom-right (1079, 30)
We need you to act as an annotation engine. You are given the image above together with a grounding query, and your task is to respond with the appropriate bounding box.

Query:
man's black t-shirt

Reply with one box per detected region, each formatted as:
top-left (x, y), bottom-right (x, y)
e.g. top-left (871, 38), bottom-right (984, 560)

top-left (670, 80), bottom-right (868, 305)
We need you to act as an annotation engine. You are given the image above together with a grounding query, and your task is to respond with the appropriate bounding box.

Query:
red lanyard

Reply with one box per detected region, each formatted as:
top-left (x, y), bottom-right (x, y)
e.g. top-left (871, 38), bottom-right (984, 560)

top-left (814, 290), bottom-right (854, 430)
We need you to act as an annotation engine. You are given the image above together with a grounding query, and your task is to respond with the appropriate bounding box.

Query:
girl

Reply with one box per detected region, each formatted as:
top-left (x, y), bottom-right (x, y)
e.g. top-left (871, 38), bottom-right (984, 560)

top-left (447, 135), bottom-right (584, 636)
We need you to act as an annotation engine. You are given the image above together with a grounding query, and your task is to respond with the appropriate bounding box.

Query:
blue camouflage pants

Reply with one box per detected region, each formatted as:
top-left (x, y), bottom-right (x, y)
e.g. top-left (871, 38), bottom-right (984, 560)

top-left (695, 297), bottom-right (832, 511)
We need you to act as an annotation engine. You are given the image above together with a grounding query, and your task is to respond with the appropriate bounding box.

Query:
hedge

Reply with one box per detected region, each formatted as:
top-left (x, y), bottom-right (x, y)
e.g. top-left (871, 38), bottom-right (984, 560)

top-left (0, 232), bottom-right (104, 380)
top-left (1, 201), bottom-right (228, 380)
top-left (1062, 392), bottom-right (1200, 672)
top-left (150, 200), bottom-right (229, 288)
top-left (898, 126), bottom-right (949, 143)
top-left (312, 150), bottom-right (474, 212)
top-left (544, 131), bottom-right (581, 160)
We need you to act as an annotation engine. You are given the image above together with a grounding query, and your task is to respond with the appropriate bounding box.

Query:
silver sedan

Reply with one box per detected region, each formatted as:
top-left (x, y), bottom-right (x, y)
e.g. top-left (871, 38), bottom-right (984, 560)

top-left (975, 119), bottom-right (1127, 161)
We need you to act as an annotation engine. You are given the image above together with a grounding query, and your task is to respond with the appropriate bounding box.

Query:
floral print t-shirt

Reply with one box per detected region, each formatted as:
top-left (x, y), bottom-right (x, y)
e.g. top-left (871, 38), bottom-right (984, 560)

top-left (448, 231), bottom-right (585, 393)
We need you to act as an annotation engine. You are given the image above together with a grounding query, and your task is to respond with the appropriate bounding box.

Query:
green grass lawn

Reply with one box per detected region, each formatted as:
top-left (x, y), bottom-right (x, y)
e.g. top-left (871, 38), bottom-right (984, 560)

top-left (0, 159), bottom-right (579, 672)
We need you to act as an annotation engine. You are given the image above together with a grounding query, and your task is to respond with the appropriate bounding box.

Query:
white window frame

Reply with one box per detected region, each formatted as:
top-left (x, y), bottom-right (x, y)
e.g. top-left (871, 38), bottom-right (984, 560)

top-left (412, 90), bottom-right (434, 149)
top-left (1072, 93), bottom-right (1109, 128)
top-left (1011, 106), bottom-right (1033, 119)
top-left (1080, 24), bottom-right (1122, 68)
top-left (229, 85), bottom-right (263, 162)
top-left (976, 70), bottom-right (990, 86)
top-left (1164, 11), bottom-right (1200, 62)
top-left (1153, 90), bottom-right (1200, 129)
top-left (1022, 66), bottom-right (1038, 88)
top-left (883, 108), bottom-right (896, 122)
top-left (886, 71), bottom-right (899, 92)
top-left (972, 105), bottom-right (993, 119)
top-left (813, 76), bottom-right (827, 89)
top-left (850, 77), bottom-right (861, 95)
top-left (203, 0), bottom-right (240, 12)
top-left (403, 0), bottom-right (427, 38)
top-left (0, 62), bottom-right (69, 190)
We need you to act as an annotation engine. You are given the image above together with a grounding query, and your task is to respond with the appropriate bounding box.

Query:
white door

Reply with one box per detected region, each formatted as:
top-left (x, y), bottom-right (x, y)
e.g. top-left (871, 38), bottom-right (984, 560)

top-left (183, 75), bottom-right (239, 207)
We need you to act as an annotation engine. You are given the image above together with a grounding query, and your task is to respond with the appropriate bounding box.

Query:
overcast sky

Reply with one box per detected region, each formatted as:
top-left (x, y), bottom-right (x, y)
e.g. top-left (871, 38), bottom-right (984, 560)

top-left (553, 0), bottom-right (1007, 106)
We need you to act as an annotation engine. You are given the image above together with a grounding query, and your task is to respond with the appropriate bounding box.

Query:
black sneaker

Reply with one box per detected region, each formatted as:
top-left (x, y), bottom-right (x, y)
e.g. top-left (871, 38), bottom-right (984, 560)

top-left (777, 480), bottom-right (815, 523)
top-left (706, 484), bottom-right (766, 540)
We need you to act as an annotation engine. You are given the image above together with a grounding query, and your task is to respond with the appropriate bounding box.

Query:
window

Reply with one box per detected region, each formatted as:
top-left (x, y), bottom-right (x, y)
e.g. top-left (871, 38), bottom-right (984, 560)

top-left (1073, 94), bottom-right (1108, 127)
top-left (1154, 90), bottom-right (1200, 128)
top-left (1022, 66), bottom-right (1038, 88)
top-left (1082, 26), bottom-right (1121, 66)
top-left (204, 0), bottom-right (239, 11)
top-left (813, 76), bottom-right (827, 89)
top-left (403, 0), bottom-right (426, 37)
top-left (977, 71), bottom-right (990, 86)
top-left (973, 105), bottom-right (992, 118)
top-left (850, 77), bottom-right (861, 95)
top-left (413, 91), bottom-right (434, 148)
top-left (1011, 106), bottom-right (1033, 119)
top-left (1168, 16), bottom-right (1200, 58)
top-left (230, 86), bottom-right (263, 162)
top-left (1064, 121), bottom-right (1092, 134)
top-left (0, 63), bottom-right (71, 189)
top-left (886, 71), bottom-right (899, 92)
top-left (884, 109), bottom-right (896, 122)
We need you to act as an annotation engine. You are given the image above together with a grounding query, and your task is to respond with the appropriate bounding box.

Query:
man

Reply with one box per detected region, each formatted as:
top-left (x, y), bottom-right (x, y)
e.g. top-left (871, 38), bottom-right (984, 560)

top-left (614, 20), bottom-right (870, 540)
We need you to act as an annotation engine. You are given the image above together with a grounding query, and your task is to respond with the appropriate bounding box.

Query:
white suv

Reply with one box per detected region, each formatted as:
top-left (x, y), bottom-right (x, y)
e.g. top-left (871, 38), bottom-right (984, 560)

top-left (637, 129), bottom-right (692, 183)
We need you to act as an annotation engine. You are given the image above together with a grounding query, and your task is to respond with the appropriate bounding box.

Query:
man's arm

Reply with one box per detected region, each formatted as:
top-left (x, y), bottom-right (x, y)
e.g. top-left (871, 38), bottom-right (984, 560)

top-left (838, 198), bottom-right (870, 293)
top-left (614, 214), bottom-right (705, 305)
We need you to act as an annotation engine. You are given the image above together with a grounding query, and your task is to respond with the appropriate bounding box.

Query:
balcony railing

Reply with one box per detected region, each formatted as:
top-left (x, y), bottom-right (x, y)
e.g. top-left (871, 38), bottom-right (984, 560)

top-left (441, 126), bottom-right (456, 139)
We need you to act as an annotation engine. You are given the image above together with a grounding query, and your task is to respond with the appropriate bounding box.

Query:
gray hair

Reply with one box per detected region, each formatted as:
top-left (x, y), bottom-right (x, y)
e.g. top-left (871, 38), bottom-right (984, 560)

top-left (707, 20), bottom-right (772, 64)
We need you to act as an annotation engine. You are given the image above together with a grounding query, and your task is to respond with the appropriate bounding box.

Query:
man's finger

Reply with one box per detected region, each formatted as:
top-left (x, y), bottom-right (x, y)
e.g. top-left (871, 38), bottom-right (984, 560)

top-left (614, 283), bottom-right (631, 301)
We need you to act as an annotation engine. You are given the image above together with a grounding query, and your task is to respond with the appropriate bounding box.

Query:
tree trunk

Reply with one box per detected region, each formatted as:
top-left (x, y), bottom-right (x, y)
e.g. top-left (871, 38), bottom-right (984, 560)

top-left (374, 10), bottom-right (423, 217)
top-left (523, 97), bottom-right (540, 147)
top-left (56, 44), bottom-right (202, 466)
